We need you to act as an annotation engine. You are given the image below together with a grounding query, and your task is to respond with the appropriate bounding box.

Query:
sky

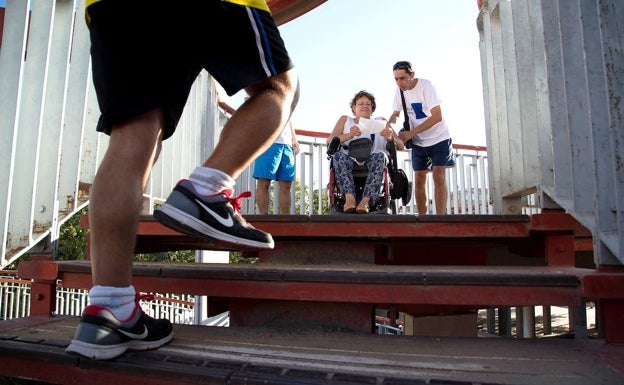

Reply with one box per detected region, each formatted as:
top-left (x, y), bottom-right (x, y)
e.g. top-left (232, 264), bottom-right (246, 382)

top-left (226, 0), bottom-right (487, 146)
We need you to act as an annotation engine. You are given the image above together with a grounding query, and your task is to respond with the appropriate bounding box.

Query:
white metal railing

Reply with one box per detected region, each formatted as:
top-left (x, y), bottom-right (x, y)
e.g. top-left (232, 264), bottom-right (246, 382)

top-left (376, 323), bottom-right (403, 335)
top-left (1, 275), bottom-right (197, 325)
top-left (0, 1), bottom-right (218, 269)
top-left (0, 276), bottom-right (30, 320)
top-left (55, 287), bottom-right (88, 318)
top-left (236, 137), bottom-right (494, 216)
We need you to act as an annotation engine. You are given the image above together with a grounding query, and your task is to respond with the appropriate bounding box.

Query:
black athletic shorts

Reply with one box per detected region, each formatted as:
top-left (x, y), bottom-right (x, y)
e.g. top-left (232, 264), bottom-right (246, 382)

top-left (87, 0), bottom-right (294, 139)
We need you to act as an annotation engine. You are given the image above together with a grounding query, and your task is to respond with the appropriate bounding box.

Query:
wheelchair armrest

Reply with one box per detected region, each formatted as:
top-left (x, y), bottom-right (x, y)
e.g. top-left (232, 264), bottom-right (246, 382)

top-left (327, 136), bottom-right (341, 156)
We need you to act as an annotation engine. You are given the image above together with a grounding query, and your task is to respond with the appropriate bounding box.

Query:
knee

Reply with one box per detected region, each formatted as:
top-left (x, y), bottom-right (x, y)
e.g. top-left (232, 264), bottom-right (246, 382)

top-left (333, 153), bottom-right (351, 169)
top-left (432, 169), bottom-right (446, 185)
top-left (368, 153), bottom-right (384, 163)
top-left (288, 72), bottom-right (300, 109)
top-left (275, 69), bottom-right (299, 111)
top-left (415, 172), bottom-right (427, 185)
top-left (256, 179), bottom-right (271, 190)
top-left (247, 69), bottom-right (299, 111)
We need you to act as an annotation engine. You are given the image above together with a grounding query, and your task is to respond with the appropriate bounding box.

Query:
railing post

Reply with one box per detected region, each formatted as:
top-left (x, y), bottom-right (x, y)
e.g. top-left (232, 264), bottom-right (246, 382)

top-left (17, 254), bottom-right (58, 317)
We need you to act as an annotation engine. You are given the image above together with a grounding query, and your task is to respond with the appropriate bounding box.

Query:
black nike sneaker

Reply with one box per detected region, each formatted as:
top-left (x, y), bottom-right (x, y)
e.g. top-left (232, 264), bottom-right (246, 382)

top-left (154, 179), bottom-right (274, 249)
top-left (66, 294), bottom-right (173, 360)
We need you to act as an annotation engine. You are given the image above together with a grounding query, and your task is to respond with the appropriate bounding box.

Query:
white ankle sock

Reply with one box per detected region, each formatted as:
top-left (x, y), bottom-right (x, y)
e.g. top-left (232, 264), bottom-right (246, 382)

top-left (189, 166), bottom-right (235, 195)
top-left (88, 285), bottom-right (136, 321)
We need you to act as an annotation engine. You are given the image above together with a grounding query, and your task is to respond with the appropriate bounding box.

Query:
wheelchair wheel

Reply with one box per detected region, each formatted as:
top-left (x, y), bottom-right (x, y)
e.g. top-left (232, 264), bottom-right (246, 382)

top-left (328, 167), bottom-right (344, 213)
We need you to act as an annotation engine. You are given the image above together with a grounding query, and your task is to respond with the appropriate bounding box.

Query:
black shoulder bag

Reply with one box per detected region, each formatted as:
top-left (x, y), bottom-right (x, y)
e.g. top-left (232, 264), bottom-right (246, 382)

top-left (400, 90), bottom-right (414, 149)
top-left (347, 135), bottom-right (374, 163)
top-left (387, 141), bottom-right (412, 206)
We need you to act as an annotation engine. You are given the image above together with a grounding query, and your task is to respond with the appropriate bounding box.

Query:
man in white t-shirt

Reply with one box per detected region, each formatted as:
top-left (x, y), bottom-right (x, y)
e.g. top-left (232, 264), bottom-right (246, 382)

top-left (388, 61), bottom-right (455, 215)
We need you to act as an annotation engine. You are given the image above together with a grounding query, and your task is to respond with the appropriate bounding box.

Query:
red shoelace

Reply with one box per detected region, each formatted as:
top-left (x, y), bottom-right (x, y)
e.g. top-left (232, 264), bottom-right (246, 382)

top-left (226, 191), bottom-right (251, 213)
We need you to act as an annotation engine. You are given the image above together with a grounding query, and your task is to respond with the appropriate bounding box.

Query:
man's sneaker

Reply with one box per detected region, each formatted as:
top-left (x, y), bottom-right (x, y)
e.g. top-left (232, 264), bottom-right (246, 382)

top-left (154, 179), bottom-right (274, 249)
top-left (66, 294), bottom-right (173, 360)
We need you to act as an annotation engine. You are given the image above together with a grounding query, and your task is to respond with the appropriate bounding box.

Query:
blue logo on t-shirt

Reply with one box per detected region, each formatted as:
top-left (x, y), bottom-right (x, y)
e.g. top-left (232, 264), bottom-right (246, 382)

top-left (411, 102), bottom-right (427, 119)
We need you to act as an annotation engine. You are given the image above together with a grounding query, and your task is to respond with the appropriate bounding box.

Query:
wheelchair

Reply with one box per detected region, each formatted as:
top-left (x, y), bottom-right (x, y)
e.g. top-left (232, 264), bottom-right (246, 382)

top-left (326, 137), bottom-right (399, 214)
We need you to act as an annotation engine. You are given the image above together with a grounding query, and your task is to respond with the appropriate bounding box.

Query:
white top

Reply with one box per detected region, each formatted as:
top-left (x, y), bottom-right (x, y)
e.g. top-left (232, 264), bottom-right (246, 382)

top-left (340, 117), bottom-right (389, 165)
top-left (274, 121), bottom-right (293, 146)
top-left (392, 78), bottom-right (450, 147)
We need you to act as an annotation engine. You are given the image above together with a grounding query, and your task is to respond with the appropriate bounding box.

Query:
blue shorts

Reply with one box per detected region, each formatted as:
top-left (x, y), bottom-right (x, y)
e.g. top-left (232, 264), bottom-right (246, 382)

top-left (253, 143), bottom-right (295, 181)
top-left (411, 138), bottom-right (455, 171)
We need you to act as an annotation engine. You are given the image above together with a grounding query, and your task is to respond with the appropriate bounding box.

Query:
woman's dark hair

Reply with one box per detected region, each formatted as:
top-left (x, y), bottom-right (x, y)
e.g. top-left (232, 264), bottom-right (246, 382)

top-left (350, 90), bottom-right (376, 112)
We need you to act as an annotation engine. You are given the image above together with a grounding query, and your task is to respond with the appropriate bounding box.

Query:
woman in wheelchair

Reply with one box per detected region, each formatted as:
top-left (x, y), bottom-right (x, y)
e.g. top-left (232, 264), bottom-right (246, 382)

top-left (326, 90), bottom-right (404, 213)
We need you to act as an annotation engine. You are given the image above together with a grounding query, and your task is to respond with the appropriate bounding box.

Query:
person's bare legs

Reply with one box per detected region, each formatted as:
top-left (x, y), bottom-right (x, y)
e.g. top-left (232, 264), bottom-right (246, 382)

top-left (204, 69), bottom-right (298, 179)
top-left (432, 166), bottom-right (448, 214)
top-left (254, 179), bottom-right (292, 214)
top-left (67, 109), bottom-right (171, 360)
top-left (255, 178), bottom-right (271, 214)
top-left (89, 109), bottom-right (164, 287)
top-left (277, 180), bottom-right (292, 214)
top-left (414, 170), bottom-right (429, 215)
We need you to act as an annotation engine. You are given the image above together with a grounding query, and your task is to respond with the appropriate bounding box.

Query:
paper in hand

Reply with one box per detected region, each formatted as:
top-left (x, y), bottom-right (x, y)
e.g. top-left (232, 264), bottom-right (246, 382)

top-left (358, 118), bottom-right (386, 136)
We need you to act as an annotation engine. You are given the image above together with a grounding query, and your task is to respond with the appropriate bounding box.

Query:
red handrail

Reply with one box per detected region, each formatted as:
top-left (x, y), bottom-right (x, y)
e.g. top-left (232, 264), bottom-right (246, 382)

top-left (218, 100), bottom-right (487, 151)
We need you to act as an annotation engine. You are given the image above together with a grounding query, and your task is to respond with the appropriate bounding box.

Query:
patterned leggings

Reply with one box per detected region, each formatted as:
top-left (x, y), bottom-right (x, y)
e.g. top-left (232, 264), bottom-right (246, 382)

top-left (332, 151), bottom-right (385, 202)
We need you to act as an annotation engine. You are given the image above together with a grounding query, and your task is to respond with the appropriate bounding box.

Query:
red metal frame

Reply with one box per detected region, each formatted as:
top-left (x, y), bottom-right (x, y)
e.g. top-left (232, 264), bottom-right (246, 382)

top-left (18, 212), bottom-right (624, 343)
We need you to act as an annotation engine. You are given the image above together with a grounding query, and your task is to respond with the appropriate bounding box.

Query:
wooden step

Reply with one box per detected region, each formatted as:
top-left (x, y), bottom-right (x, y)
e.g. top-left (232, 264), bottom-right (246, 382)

top-left (18, 259), bottom-right (624, 338)
top-left (80, 212), bottom-right (592, 266)
top-left (1, 316), bottom-right (624, 385)
top-left (18, 260), bottom-right (584, 306)
top-left (18, 260), bottom-right (590, 332)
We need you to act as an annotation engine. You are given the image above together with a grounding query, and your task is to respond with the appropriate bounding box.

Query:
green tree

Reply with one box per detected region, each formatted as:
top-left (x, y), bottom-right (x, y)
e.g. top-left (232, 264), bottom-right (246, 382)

top-left (56, 208), bottom-right (89, 261)
top-left (294, 180), bottom-right (329, 215)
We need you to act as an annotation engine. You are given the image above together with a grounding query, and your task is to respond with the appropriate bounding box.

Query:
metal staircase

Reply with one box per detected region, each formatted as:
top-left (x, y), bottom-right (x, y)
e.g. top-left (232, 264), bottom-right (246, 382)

top-left (1, 3), bottom-right (624, 383)
top-left (477, 0), bottom-right (623, 266)
top-left (2, 0), bottom-right (622, 269)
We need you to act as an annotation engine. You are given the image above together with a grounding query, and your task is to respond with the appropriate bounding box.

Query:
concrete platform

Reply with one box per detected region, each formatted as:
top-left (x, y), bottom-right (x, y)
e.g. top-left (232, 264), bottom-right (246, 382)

top-left (1, 316), bottom-right (623, 385)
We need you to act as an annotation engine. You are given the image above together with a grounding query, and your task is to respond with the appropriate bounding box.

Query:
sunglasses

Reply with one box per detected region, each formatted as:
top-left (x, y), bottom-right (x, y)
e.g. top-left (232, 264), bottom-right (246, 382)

top-left (393, 61), bottom-right (412, 72)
